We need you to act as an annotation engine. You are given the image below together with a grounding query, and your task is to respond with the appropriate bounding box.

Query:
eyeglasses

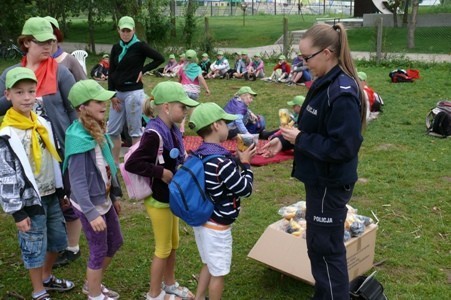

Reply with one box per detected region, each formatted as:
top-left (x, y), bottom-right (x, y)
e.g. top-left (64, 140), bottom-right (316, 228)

top-left (31, 39), bottom-right (55, 46)
top-left (302, 48), bottom-right (325, 62)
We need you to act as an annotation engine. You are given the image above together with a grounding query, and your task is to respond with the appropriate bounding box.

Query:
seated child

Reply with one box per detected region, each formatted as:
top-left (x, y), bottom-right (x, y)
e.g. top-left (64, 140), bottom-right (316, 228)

top-left (206, 51), bottom-right (230, 79)
top-left (287, 95), bottom-right (305, 124)
top-left (358, 71), bottom-right (384, 122)
top-left (199, 53), bottom-right (211, 78)
top-left (161, 54), bottom-right (178, 77)
top-left (263, 55), bottom-right (291, 82)
top-left (90, 54), bottom-right (110, 81)
top-left (223, 86), bottom-right (277, 140)
top-left (246, 53), bottom-right (265, 81)
top-left (233, 51), bottom-right (250, 79)
top-left (287, 52), bottom-right (312, 85)
top-left (224, 52), bottom-right (242, 80)
top-left (0, 67), bottom-right (74, 300)
top-left (188, 102), bottom-right (256, 300)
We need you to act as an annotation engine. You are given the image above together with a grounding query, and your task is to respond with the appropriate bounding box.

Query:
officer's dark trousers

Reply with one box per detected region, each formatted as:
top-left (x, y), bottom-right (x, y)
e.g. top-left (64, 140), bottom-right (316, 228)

top-left (305, 184), bottom-right (354, 300)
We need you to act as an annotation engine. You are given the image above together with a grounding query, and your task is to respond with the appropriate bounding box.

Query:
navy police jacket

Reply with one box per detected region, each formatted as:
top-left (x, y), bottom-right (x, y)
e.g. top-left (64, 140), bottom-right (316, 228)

top-left (281, 65), bottom-right (363, 187)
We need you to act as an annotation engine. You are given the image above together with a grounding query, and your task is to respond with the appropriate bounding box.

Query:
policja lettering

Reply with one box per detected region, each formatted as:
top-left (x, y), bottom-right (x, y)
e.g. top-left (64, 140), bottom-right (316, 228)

top-left (313, 215), bottom-right (333, 223)
top-left (306, 105), bottom-right (317, 116)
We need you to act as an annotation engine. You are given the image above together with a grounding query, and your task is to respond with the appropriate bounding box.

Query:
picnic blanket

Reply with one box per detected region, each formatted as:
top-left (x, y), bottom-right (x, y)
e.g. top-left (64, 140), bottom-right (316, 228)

top-left (183, 136), bottom-right (293, 167)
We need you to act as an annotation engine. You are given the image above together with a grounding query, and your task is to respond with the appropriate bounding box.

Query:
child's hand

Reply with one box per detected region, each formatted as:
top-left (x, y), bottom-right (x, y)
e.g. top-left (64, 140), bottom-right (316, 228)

top-left (237, 143), bottom-right (257, 164)
top-left (16, 217), bottom-right (31, 232)
top-left (162, 169), bottom-right (174, 184)
top-left (113, 200), bottom-right (122, 216)
top-left (262, 138), bottom-right (283, 158)
top-left (90, 216), bottom-right (106, 232)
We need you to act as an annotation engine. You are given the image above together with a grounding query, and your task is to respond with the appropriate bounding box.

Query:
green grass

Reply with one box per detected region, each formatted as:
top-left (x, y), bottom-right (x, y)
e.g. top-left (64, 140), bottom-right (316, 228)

top-left (63, 15), bottom-right (451, 54)
top-left (0, 59), bottom-right (450, 299)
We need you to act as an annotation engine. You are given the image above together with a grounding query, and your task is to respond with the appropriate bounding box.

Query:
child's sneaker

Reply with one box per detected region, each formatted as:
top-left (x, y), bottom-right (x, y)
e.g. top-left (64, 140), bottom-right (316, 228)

top-left (43, 275), bottom-right (75, 292)
top-left (82, 281), bottom-right (120, 299)
top-left (162, 282), bottom-right (193, 299)
top-left (32, 292), bottom-right (51, 300)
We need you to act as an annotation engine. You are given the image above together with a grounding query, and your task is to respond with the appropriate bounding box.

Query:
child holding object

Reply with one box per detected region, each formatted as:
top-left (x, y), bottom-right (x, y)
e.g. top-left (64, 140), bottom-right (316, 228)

top-left (64, 80), bottom-right (123, 300)
top-left (0, 67), bottom-right (74, 300)
top-left (188, 102), bottom-right (256, 300)
top-left (124, 82), bottom-right (199, 300)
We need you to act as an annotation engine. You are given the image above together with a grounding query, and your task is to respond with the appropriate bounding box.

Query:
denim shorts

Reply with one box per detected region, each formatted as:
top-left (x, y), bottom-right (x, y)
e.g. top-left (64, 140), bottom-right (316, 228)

top-left (107, 89), bottom-right (145, 137)
top-left (41, 194), bottom-right (68, 252)
top-left (18, 214), bottom-right (47, 269)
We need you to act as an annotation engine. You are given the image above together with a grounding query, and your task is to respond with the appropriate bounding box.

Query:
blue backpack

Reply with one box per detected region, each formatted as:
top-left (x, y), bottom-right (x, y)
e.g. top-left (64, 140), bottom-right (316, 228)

top-left (169, 154), bottom-right (223, 226)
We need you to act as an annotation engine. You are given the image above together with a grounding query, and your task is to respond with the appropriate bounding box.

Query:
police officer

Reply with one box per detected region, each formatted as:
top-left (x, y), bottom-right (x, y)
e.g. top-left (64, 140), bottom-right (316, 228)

top-left (263, 23), bottom-right (366, 299)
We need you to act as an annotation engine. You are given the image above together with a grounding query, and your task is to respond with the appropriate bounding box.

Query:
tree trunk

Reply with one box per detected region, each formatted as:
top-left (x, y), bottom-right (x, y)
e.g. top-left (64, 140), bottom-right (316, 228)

top-left (407, 0), bottom-right (419, 49)
top-left (402, 0), bottom-right (410, 26)
top-left (88, 3), bottom-right (96, 54)
top-left (170, 0), bottom-right (176, 37)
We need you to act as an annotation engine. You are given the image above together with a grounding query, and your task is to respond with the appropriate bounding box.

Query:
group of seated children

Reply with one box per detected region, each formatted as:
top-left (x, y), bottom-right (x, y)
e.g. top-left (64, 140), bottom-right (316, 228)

top-left (224, 51), bottom-right (265, 81)
top-left (263, 53), bottom-right (312, 86)
top-left (222, 86), bottom-right (305, 141)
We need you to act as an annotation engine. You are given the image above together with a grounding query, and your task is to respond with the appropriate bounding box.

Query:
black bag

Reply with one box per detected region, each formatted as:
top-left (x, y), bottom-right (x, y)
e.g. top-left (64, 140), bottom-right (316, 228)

top-left (350, 273), bottom-right (387, 300)
top-left (426, 100), bottom-right (451, 137)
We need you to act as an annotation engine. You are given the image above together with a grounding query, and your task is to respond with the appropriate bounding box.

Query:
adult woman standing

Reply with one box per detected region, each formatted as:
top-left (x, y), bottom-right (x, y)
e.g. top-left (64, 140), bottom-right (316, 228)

top-left (263, 23), bottom-right (366, 300)
top-left (107, 16), bottom-right (164, 164)
top-left (0, 17), bottom-right (77, 154)
top-left (44, 16), bottom-right (87, 82)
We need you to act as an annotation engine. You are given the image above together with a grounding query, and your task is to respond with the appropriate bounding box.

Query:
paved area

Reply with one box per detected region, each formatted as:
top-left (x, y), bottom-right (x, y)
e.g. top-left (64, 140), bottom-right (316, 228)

top-left (61, 42), bottom-right (451, 63)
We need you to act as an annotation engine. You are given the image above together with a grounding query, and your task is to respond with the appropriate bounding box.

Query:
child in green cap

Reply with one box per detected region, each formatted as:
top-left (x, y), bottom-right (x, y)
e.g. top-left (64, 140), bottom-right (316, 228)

top-left (0, 67), bottom-right (74, 300)
top-left (124, 81), bottom-right (198, 300)
top-left (287, 95), bottom-right (306, 123)
top-left (188, 102), bottom-right (256, 300)
top-left (64, 79), bottom-right (123, 300)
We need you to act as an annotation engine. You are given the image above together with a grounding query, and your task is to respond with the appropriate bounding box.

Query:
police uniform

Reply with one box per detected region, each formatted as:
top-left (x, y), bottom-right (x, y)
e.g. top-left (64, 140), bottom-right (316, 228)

top-left (279, 65), bottom-right (363, 299)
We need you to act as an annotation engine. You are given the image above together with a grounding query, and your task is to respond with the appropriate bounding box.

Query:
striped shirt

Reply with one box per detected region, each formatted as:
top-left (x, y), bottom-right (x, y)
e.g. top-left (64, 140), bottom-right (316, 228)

top-left (204, 156), bottom-right (253, 225)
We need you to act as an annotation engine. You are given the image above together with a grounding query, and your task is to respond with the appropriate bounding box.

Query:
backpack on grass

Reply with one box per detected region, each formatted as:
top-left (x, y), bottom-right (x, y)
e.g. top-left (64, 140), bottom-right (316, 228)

top-left (426, 100), bottom-right (451, 138)
top-left (119, 129), bottom-right (163, 200)
top-left (169, 154), bottom-right (223, 226)
top-left (389, 69), bottom-right (414, 83)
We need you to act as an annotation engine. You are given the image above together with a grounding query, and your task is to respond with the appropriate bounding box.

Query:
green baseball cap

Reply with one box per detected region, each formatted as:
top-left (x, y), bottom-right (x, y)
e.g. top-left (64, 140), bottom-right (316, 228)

top-left (179, 53), bottom-right (185, 58)
top-left (189, 102), bottom-right (237, 133)
top-left (151, 82), bottom-right (199, 107)
top-left (241, 50), bottom-right (248, 55)
top-left (44, 16), bottom-right (59, 29)
top-left (102, 54), bottom-right (109, 59)
top-left (185, 49), bottom-right (197, 59)
top-left (358, 71), bottom-right (367, 81)
top-left (5, 67), bottom-right (37, 89)
top-left (169, 54), bottom-right (175, 59)
top-left (118, 16), bottom-right (135, 30)
top-left (217, 50), bottom-right (224, 56)
top-left (236, 86), bottom-right (257, 96)
top-left (278, 55), bottom-right (286, 60)
top-left (287, 95), bottom-right (305, 106)
top-left (22, 17), bottom-right (56, 42)
top-left (254, 52), bottom-right (261, 57)
top-left (202, 53), bottom-right (209, 58)
top-left (68, 80), bottom-right (115, 108)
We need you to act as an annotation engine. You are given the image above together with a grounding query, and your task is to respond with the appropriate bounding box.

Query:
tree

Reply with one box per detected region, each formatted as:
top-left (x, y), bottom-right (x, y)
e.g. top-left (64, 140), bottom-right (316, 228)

top-left (386, 0), bottom-right (403, 27)
top-left (183, 0), bottom-right (198, 48)
top-left (407, 0), bottom-right (420, 49)
top-left (0, 0), bottom-right (30, 40)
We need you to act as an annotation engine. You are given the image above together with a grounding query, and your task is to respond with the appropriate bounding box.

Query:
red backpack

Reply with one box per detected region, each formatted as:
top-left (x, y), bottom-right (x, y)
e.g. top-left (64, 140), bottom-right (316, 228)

top-left (389, 69), bottom-right (414, 83)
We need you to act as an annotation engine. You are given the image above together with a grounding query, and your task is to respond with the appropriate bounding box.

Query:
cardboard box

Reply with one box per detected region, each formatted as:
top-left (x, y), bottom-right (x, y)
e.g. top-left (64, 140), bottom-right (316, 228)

top-left (248, 220), bottom-right (377, 285)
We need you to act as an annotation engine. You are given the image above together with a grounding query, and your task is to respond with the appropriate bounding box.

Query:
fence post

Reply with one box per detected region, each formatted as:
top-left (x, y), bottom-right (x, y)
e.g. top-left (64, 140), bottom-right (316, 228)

top-left (283, 17), bottom-right (289, 57)
top-left (376, 17), bottom-right (383, 64)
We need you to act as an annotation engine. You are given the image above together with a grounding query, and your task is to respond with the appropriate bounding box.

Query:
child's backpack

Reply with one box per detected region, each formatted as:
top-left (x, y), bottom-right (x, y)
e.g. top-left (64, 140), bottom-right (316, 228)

top-left (119, 129), bottom-right (163, 200)
top-left (169, 154), bottom-right (223, 226)
top-left (426, 100), bottom-right (451, 138)
top-left (389, 69), bottom-right (414, 83)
